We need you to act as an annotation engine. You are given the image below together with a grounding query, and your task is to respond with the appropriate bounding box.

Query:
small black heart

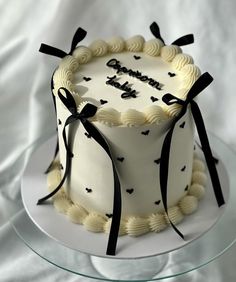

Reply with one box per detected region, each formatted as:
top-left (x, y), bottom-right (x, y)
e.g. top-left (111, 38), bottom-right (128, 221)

top-left (58, 119), bottom-right (62, 125)
top-left (85, 187), bottom-right (92, 193)
top-left (150, 96), bottom-right (158, 102)
top-left (179, 121), bottom-right (186, 128)
top-left (126, 188), bottom-right (134, 194)
top-left (106, 213), bottom-right (113, 218)
top-left (59, 163), bottom-right (63, 170)
top-left (83, 76), bottom-right (92, 82)
top-left (184, 185), bottom-right (189, 192)
top-left (134, 55), bottom-right (141, 60)
top-left (85, 132), bottom-right (92, 138)
top-left (168, 72), bottom-right (176, 77)
top-left (154, 158), bottom-right (161, 165)
top-left (100, 99), bottom-right (108, 105)
top-left (141, 130), bottom-right (150, 136)
top-left (155, 200), bottom-right (161, 205)
top-left (117, 157), bottom-right (124, 162)
top-left (214, 157), bottom-right (219, 164)
top-left (181, 165), bottom-right (186, 172)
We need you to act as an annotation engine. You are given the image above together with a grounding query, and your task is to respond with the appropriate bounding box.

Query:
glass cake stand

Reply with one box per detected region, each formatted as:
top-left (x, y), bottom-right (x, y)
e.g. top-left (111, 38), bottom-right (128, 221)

top-left (10, 133), bottom-right (236, 281)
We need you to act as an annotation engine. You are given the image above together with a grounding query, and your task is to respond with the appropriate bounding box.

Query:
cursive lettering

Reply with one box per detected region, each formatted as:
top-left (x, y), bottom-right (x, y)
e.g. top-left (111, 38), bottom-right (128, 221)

top-left (106, 75), bottom-right (137, 99)
top-left (106, 58), bottom-right (162, 90)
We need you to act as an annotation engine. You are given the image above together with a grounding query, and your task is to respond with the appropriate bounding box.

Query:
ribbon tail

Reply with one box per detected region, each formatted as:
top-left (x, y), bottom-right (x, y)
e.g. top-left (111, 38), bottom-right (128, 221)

top-left (82, 120), bottom-right (121, 256)
top-left (191, 101), bottom-right (225, 207)
top-left (37, 153), bottom-right (70, 205)
top-left (150, 22), bottom-right (165, 44)
top-left (70, 27), bottom-right (87, 54)
top-left (171, 34), bottom-right (194, 46)
top-left (38, 116), bottom-right (74, 205)
top-left (39, 43), bottom-right (67, 58)
top-left (160, 123), bottom-right (184, 239)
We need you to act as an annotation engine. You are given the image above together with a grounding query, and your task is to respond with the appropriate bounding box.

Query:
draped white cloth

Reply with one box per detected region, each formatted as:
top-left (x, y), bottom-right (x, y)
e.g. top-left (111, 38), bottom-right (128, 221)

top-left (1, 0), bottom-right (236, 281)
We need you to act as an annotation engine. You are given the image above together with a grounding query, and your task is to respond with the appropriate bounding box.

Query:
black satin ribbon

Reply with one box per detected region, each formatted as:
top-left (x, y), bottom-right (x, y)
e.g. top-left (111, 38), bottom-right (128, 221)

top-left (37, 88), bottom-right (121, 256)
top-left (160, 73), bottom-right (225, 238)
top-left (39, 27), bottom-right (87, 58)
top-left (150, 22), bottom-right (194, 46)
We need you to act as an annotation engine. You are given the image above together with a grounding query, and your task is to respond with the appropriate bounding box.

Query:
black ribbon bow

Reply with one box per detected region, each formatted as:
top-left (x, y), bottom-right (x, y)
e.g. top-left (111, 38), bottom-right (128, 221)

top-left (150, 22), bottom-right (194, 46)
top-left (39, 27), bottom-right (87, 173)
top-left (160, 72), bottom-right (225, 238)
top-left (37, 88), bottom-right (122, 256)
top-left (39, 27), bottom-right (87, 58)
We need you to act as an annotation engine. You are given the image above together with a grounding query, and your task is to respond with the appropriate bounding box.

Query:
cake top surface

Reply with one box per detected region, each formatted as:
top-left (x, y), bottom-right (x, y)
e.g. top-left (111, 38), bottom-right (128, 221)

top-left (51, 25), bottom-right (201, 127)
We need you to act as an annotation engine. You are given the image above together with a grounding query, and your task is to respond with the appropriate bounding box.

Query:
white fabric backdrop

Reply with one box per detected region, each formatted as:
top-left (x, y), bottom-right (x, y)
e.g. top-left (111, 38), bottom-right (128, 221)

top-left (1, 0), bottom-right (236, 281)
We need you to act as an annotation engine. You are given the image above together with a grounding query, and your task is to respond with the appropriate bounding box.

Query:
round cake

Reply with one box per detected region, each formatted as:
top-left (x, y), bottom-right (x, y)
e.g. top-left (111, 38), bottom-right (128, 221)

top-left (38, 22), bottom-right (224, 255)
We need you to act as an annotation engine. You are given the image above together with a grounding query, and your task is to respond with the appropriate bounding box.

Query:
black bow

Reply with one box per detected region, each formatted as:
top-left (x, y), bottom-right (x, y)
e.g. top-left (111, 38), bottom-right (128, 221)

top-left (150, 22), bottom-right (194, 46)
top-left (160, 73), bottom-right (225, 238)
top-left (37, 88), bottom-right (121, 256)
top-left (39, 27), bottom-right (87, 58)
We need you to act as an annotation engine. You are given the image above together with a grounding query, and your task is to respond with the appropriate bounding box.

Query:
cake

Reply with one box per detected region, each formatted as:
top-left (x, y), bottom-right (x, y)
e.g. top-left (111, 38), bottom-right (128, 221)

top-left (38, 22), bottom-right (225, 255)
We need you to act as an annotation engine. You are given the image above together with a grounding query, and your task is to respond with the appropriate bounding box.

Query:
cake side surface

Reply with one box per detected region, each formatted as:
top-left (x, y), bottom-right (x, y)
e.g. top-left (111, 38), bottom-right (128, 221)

top-left (56, 96), bottom-right (195, 217)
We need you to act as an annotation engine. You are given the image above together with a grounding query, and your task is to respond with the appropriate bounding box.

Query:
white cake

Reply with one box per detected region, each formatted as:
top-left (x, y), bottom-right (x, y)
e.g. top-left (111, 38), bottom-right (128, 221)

top-left (38, 23), bottom-right (225, 255)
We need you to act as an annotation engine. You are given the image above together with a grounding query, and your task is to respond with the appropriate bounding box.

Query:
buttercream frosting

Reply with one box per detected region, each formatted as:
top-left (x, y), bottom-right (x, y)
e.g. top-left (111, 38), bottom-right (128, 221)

top-left (143, 38), bottom-right (164, 56)
top-left (125, 35), bottom-right (145, 52)
top-left (83, 213), bottom-right (106, 232)
top-left (67, 204), bottom-right (88, 224)
top-left (72, 46), bottom-right (92, 64)
top-left (95, 108), bottom-right (121, 126)
top-left (59, 55), bottom-right (79, 72)
top-left (179, 195), bottom-right (198, 215)
top-left (172, 53), bottom-right (194, 71)
top-left (148, 213), bottom-right (167, 232)
top-left (120, 109), bottom-right (146, 127)
top-left (89, 39), bottom-right (108, 57)
top-left (143, 105), bottom-right (168, 124)
top-left (161, 45), bottom-right (182, 62)
top-left (126, 217), bottom-right (150, 236)
top-left (107, 36), bottom-right (125, 53)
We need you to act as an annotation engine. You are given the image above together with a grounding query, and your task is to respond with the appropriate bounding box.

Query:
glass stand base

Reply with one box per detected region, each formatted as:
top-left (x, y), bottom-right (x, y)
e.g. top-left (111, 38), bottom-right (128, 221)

top-left (90, 255), bottom-right (169, 280)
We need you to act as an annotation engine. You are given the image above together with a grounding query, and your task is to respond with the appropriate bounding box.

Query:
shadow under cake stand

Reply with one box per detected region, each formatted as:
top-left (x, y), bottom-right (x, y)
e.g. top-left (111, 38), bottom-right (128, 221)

top-left (11, 133), bottom-right (236, 281)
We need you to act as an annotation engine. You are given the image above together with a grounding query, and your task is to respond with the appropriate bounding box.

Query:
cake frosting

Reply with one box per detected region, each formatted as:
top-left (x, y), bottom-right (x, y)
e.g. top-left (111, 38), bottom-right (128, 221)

top-left (38, 22), bottom-right (225, 256)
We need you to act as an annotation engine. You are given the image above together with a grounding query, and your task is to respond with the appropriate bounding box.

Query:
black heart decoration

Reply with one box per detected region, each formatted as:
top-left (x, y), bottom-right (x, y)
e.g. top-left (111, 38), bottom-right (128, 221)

top-left (117, 157), bottom-right (124, 162)
top-left (141, 130), bottom-right (150, 136)
top-left (85, 132), bottom-right (92, 138)
top-left (168, 72), bottom-right (176, 77)
top-left (59, 163), bottom-right (63, 170)
top-left (58, 119), bottom-right (62, 125)
top-left (85, 187), bottom-right (92, 193)
top-left (126, 188), bottom-right (134, 194)
top-left (184, 185), bottom-right (189, 192)
top-left (179, 121), bottom-right (186, 128)
top-left (134, 55), bottom-right (141, 60)
top-left (100, 99), bottom-right (108, 105)
top-left (150, 96), bottom-right (158, 102)
top-left (154, 158), bottom-right (161, 165)
top-left (155, 200), bottom-right (161, 205)
top-left (83, 76), bottom-right (92, 82)
top-left (181, 165), bottom-right (186, 172)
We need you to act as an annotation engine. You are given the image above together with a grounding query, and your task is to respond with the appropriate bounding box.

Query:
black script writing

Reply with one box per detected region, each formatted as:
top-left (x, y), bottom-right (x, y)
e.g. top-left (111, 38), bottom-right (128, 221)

top-left (106, 58), bottom-right (162, 90)
top-left (106, 75), bottom-right (137, 99)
